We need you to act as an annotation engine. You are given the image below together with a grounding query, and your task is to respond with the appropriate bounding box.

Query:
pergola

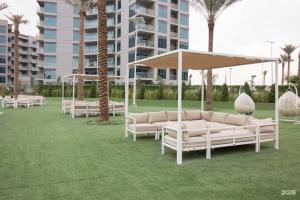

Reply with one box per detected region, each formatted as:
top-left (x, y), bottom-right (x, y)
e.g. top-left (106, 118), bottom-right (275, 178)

top-left (62, 74), bottom-right (124, 118)
top-left (125, 49), bottom-right (279, 164)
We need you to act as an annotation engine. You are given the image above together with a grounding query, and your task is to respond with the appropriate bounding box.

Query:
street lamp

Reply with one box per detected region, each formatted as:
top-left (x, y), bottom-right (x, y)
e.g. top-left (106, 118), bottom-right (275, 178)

top-left (130, 17), bottom-right (145, 105)
top-left (266, 41), bottom-right (275, 85)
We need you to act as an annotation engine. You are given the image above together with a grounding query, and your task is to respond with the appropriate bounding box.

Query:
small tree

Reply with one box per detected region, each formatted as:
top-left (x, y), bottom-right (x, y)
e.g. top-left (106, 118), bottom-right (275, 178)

top-left (157, 78), bottom-right (164, 100)
top-left (243, 82), bottom-right (252, 98)
top-left (89, 81), bottom-right (96, 98)
top-left (220, 83), bottom-right (229, 101)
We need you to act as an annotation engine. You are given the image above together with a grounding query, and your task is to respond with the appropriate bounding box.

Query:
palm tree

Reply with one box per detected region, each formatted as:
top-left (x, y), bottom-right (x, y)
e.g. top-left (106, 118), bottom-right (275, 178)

top-left (0, 2), bottom-right (8, 11)
top-left (98, 0), bottom-right (109, 121)
top-left (278, 54), bottom-right (288, 85)
top-left (6, 14), bottom-right (28, 98)
top-left (191, 0), bottom-right (241, 111)
top-left (67, 0), bottom-right (95, 101)
top-left (298, 50), bottom-right (300, 77)
top-left (250, 75), bottom-right (256, 90)
top-left (262, 70), bottom-right (267, 86)
top-left (281, 44), bottom-right (297, 82)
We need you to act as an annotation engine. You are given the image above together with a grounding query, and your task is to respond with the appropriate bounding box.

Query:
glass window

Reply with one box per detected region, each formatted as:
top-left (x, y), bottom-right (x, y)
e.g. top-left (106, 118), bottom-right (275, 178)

top-left (158, 20), bottom-right (167, 33)
top-left (179, 42), bottom-right (188, 49)
top-left (44, 42), bottom-right (56, 53)
top-left (180, 0), bottom-right (189, 12)
top-left (0, 76), bottom-right (5, 83)
top-left (180, 14), bottom-right (189, 26)
top-left (73, 18), bottom-right (79, 28)
top-left (158, 37), bottom-right (167, 49)
top-left (44, 56), bottom-right (56, 66)
top-left (44, 16), bottom-right (57, 26)
top-left (0, 66), bottom-right (5, 73)
top-left (158, 69), bottom-right (166, 79)
top-left (0, 46), bottom-right (6, 54)
top-left (180, 28), bottom-right (189, 40)
top-left (0, 56), bottom-right (6, 64)
top-left (160, 0), bottom-right (168, 3)
top-left (159, 5), bottom-right (167, 18)
top-left (44, 2), bottom-right (57, 13)
top-left (44, 69), bottom-right (56, 79)
top-left (0, 35), bottom-right (6, 44)
top-left (73, 5), bottom-right (79, 14)
top-left (128, 51), bottom-right (135, 63)
top-left (44, 29), bottom-right (56, 40)
top-left (128, 36), bottom-right (135, 48)
top-left (0, 26), bottom-right (6, 34)
top-left (183, 71), bottom-right (188, 80)
top-left (73, 31), bottom-right (79, 41)
top-left (73, 44), bottom-right (79, 54)
top-left (73, 57), bottom-right (78, 69)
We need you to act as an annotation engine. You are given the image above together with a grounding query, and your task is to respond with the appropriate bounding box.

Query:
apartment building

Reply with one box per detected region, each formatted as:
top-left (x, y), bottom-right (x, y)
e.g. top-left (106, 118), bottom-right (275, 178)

top-left (0, 19), bottom-right (38, 88)
top-left (36, 0), bottom-right (190, 85)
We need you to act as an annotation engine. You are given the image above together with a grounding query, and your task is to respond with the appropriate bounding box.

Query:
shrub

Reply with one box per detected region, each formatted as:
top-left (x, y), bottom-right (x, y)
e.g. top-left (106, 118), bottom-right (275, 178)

top-left (163, 88), bottom-right (177, 100)
top-left (220, 83), bottom-right (229, 101)
top-left (268, 84), bottom-right (275, 103)
top-left (243, 82), bottom-right (252, 98)
top-left (89, 82), bottom-right (97, 98)
top-left (158, 80), bottom-right (164, 100)
top-left (138, 83), bottom-right (145, 99)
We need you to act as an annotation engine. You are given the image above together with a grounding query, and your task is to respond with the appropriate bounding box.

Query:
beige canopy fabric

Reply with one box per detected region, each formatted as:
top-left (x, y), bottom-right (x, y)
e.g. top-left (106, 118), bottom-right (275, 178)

top-left (129, 50), bottom-right (276, 70)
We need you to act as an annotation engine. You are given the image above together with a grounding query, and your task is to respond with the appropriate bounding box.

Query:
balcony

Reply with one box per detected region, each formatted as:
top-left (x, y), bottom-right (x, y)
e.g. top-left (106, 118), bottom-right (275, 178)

top-left (85, 35), bottom-right (97, 41)
top-left (171, 18), bottom-right (178, 24)
top-left (171, 32), bottom-right (178, 38)
top-left (171, 3), bottom-right (178, 10)
top-left (136, 24), bottom-right (154, 32)
top-left (137, 39), bottom-right (154, 48)
top-left (136, 7), bottom-right (154, 16)
top-left (136, 71), bottom-right (154, 79)
top-left (106, 5), bottom-right (115, 13)
top-left (85, 21), bottom-right (97, 29)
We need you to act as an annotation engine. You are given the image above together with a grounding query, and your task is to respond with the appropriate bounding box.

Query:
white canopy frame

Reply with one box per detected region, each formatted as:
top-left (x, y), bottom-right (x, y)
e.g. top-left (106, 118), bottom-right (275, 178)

top-left (62, 74), bottom-right (124, 119)
top-left (125, 49), bottom-right (279, 165)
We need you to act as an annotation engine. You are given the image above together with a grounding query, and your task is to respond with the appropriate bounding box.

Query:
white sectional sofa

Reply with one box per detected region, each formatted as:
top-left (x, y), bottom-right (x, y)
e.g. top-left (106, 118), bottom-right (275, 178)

top-left (126, 110), bottom-right (277, 160)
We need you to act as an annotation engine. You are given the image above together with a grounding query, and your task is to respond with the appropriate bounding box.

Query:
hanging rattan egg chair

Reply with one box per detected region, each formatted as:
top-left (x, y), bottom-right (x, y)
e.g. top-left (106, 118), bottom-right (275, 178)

top-left (278, 83), bottom-right (300, 117)
top-left (234, 85), bottom-right (255, 114)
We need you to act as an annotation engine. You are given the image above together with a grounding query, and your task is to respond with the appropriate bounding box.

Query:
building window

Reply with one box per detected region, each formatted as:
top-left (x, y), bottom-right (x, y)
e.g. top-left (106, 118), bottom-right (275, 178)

top-left (128, 36), bottom-right (135, 48)
top-left (73, 5), bottom-right (79, 14)
top-left (44, 29), bottom-right (56, 40)
top-left (0, 66), bottom-right (5, 73)
top-left (44, 2), bottom-right (57, 13)
top-left (180, 14), bottom-right (189, 26)
top-left (117, 42), bottom-right (121, 52)
top-left (160, 0), bottom-right (168, 3)
top-left (0, 46), bottom-right (6, 54)
top-left (117, 68), bottom-right (120, 76)
top-left (183, 71), bottom-right (188, 80)
top-left (159, 5), bottom-right (168, 18)
top-left (117, 14), bottom-right (121, 24)
top-left (0, 26), bottom-right (6, 34)
top-left (180, 0), bottom-right (189, 12)
top-left (158, 37), bottom-right (167, 49)
top-left (158, 20), bottom-right (167, 33)
top-left (158, 69), bottom-right (166, 79)
top-left (44, 43), bottom-right (56, 53)
top-left (180, 28), bottom-right (189, 40)
top-left (73, 57), bottom-right (78, 69)
top-left (117, 56), bottom-right (120, 65)
top-left (128, 51), bottom-right (135, 63)
top-left (44, 56), bottom-right (56, 66)
top-left (117, 1), bottom-right (121, 10)
top-left (179, 42), bottom-right (188, 49)
top-left (0, 56), bottom-right (6, 64)
top-left (44, 69), bottom-right (56, 79)
top-left (117, 28), bottom-right (121, 37)
top-left (73, 18), bottom-right (80, 28)
top-left (44, 16), bottom-right (57, 26)
top-left (73, 31), bottom-right (79, 41)
top-left (73, 44), bottom-right (79, 54)
top-left (0, 76), bottom-right (5, 83)
top-left (0, 35), bottom-right (6, 44)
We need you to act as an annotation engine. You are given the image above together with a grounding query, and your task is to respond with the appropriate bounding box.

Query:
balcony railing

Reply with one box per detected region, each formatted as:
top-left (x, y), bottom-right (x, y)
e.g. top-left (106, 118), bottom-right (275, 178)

top-left (136, 24), bottom-right (154, 31)
top-left (137, 39), bottom-right (154, 47)
top-left (136, 71), bottom-right (154, 79)
top-left (171, 18), bottom-right (178, 24)
top-left (136, 7), bottom-right (154, 16)
top-left (171, 32), bottom-right (178, 38)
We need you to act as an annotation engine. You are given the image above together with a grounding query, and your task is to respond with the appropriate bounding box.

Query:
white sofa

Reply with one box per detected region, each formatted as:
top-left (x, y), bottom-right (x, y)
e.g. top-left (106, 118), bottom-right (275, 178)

top-left (126, 110), bottom-right (277, 160)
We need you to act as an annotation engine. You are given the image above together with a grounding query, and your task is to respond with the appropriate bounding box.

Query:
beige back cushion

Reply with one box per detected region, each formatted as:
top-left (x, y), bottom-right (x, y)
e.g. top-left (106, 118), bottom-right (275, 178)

top-left (246, 117), bottom-right (275, 133)
top-left (128, 113), bottom-right (149, 124)
top-left (211, 112), bottom-right (229, 123)
top-left (184, 120), bottom-right (208, 137)
top-left (148, 111), bottom-right (168, 123)
top-left (166, 111), bottom-right (186, 121)
top-left (184, 110), bottom-right (202, 121)
top-left (201, 111), bottom-right (213, 121)
top-left (225, 114), bottom-right (249, 126)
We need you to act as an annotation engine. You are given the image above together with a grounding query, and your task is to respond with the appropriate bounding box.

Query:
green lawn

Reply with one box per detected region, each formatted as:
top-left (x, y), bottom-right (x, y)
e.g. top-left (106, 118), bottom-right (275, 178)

top-left (0, 98), bottom-right (299, 200)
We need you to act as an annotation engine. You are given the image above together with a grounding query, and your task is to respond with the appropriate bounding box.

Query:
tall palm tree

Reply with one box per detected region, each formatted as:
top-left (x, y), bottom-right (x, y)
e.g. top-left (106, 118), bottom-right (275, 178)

top-left (250, 75), bottom-right (256, 90)
top-left (67, 0), bottom-right (95, 101)
top-left (6, 14), bottom-right (28, 98)
top-left (298, 50), bottom-right (300, 77)
top-left (278, 54), bottom-right (288, 85)
top-left (191, 0), bottom-right (241, 110)
top-left (281, 44), bottom-right (297, 82)
top-left (98, 0), bottom-right (109, 121)
top-left (262, 70), bottom-right (267, 86)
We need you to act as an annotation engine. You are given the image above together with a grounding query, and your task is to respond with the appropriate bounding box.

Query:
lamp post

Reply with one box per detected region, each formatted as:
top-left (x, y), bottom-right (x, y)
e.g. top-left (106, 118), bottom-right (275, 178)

top-left (130, 17), bottom-right (145, 105)
top-left (266, 41), bottom-right (275, 85)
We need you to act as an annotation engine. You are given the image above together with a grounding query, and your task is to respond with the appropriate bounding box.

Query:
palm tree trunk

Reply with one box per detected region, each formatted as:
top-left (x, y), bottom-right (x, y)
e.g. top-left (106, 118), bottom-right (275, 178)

top-left (98, 0), bottom-right (109, 122)
top-left (77, 11), bottom-right (85, 101)
top-left (281, 62), bottom-right (285, 85)
top-left (206, 21), bottom-right (214, 111)
top-left (287, 57), bottom-right (291, 82)
top-left (14, 29), bottom-right (19, 98)
top-left (298, 51), bottom-right (300, 77)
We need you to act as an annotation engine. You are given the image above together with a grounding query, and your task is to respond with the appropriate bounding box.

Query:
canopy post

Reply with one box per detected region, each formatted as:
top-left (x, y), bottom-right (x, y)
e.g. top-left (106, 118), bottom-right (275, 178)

top-left (62, 76), bottom-right (65, 113)
top-left (133, 65), bottom-right (137, 105)
top-left (177, 51), bottom-right (183, 165)
top-left (274, 61), bottom-right (279, 150)
top-left (72, 74), bottom-right (75, 119)
top-left (125, 64), bottom-right (129, 138)
top-left (201, 70), bottom-right (205, 111)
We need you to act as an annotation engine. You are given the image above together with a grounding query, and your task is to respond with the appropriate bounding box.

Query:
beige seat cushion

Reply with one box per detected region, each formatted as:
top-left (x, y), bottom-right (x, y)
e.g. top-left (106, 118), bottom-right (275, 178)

top-left (225, 114), bottom-right (249, 126)
top-left (128, 113), bottom-right (149, 124)
top-left (201, 111), bottom-right (213, 121)
top-left (185, 110), bottom-right (202, 121)
top-left (211, 112), bottom-right (229, 123)
top-left (207, 122), bottom-right (235, 133)
top-left (166, 111), bottom-right (186, 121)
top-left (246, 117), bottom-right (275, 133)
top-left (183, 120), bottom-right (208, 137)
top-left (128, 123), bottom-right (158, 132)
top-left (148, 111), bottom-right (168, 123)
top-left (153, 121), bottom-right (168, 130)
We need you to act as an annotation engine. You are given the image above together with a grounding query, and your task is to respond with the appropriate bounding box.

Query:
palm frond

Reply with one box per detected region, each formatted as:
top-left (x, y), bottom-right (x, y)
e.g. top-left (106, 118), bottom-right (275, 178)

top-left (281, 44), bottom-right (298, 56)
top-left (66, 0), bottom-right (96, 13)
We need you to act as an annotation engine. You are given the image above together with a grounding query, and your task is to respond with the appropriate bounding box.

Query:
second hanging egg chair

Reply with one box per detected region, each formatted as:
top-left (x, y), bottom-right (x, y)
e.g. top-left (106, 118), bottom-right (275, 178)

top-left (234, 85), bottom-right (255, 115)
top-left (278, 83), bottom-right (300, 117)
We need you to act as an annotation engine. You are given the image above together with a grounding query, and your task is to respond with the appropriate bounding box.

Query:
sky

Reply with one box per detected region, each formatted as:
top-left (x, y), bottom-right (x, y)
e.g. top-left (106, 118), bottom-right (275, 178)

top-left (1, 0), bottom-right (300, 85)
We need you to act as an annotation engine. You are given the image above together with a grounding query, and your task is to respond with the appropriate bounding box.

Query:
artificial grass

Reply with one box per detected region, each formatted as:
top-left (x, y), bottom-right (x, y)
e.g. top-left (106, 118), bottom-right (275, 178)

top-left (0, 97), bottom-right (299, 200)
